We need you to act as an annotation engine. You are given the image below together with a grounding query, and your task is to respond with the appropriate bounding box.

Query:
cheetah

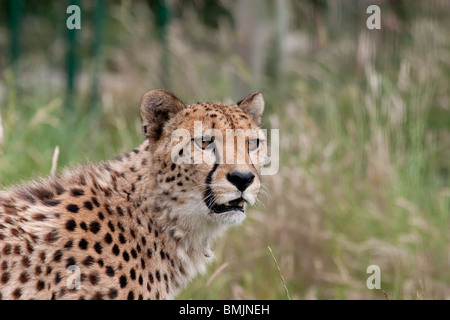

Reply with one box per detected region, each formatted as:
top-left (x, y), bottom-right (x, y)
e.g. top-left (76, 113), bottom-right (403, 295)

top-left (0, 89), bottom-right (266, 300)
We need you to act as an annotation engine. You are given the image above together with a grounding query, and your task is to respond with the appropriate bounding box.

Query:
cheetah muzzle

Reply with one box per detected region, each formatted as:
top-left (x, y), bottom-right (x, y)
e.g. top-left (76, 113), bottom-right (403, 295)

top-left (0, 89), bottom-right (266, 300)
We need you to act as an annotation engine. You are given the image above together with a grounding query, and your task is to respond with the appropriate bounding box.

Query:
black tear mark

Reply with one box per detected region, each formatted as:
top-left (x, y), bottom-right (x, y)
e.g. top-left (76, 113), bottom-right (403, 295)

top-left (204, 164), bottom-right (219, 210)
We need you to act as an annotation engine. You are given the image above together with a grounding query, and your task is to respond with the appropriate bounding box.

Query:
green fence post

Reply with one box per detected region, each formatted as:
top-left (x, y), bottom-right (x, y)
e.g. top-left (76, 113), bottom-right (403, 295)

top-left (91, 0), bottom-right (105, 116)
top-left (66, 0), bottom-right (80, 111)
top-left (155, 0), bottom-right (170, 88)
top-left (9, 0), bottom-right (23, 90)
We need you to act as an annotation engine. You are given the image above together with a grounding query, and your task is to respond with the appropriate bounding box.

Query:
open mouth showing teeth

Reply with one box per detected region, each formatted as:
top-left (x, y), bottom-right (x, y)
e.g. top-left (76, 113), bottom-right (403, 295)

top-left (211, 197), bottom-right (246, 214)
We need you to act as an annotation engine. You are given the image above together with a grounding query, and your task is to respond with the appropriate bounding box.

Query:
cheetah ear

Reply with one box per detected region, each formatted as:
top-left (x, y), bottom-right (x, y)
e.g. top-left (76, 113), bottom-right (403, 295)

top-left (140, 89), bottom-right (186, 141)
top-left (237, 92), bottom-right (264, 126)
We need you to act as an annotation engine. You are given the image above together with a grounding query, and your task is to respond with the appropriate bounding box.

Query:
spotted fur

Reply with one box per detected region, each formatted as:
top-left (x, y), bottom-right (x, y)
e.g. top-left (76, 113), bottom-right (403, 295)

top-left (0, 89), bottom-right (265, 300)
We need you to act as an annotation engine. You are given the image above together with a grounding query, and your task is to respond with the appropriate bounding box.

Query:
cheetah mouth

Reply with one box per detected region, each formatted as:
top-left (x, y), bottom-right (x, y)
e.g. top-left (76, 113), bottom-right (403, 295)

top-left (211, 197), bottom-right (246, 214)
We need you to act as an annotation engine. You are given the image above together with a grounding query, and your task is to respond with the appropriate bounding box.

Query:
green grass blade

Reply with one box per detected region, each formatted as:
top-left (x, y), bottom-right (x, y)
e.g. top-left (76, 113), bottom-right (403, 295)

top-left (268, 246), bottom-right (291, 300)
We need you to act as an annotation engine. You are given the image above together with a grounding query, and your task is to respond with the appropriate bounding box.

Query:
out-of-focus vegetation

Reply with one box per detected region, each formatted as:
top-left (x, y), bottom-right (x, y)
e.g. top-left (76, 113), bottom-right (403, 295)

top-left (0, 0), bottom-right (449, 299)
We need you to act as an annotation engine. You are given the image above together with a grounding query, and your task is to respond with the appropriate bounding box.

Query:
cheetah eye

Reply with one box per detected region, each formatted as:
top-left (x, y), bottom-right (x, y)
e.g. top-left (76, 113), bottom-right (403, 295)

top-left (194, 136), bottom-right (214, 150)
top-left (248, 139), bottom-right (260, 152)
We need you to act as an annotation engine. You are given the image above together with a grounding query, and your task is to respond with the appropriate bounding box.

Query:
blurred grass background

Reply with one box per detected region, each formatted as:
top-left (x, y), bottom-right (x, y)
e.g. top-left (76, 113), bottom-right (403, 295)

top-left (0, 0), bottom-right (449, 299)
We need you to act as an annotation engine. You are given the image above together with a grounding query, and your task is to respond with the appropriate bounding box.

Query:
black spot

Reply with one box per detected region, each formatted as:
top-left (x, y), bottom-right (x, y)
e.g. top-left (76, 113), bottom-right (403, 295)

top-left (53, 250), bottom-right (63, 262)
top-left (146, 248), bottom-right (153, 259)
top-left (89, 273), bottom-right (100, 285)
top-left (1, 271), bottom-right (10, 284)
top-left (148, 272), bottom-right (154, 284)
top-left (54, 272), bottom-right (61, 284)
top-left (108, 288), bottom-right (118, 299)
top-left (44, 229), bottom-right (59, 243)
top-left (92, 197), bottom-right (100, 207)
top-left (78, 239), bottom-right (88, 250)
top-left (97, 259), bottom-right (104, 267)
top-left (127, 291), bottom-right (134, 300)
top-left (43, 199), bottom-right (61, 206)
top-left (94, 242), bottom-right (102, 254)
top-left (35, 265), bottom-right (42, 275)
top-left (98, 212), bottom-right (105, 220)
top-left (117, 222), bottom-right (125, 232)
top-left (51, 181), bottom-right (66, 195)
top-left (105, 204), bottom-right (113, 215)
top-left (32, 213), bottom-right (47, 221)
top-left (131, 249), bottom-right (137, 259)
top-left (140, 258), bottom-right (146, 269)
top-left (12, 287), bottom-right (22, 299)
top-left (130, 269), bottom-right (136, 280)
top-left (64, 240), bottom-right (73, 249)
top-left (116, 206), bottom-right (124, 216)
top-left (19, 271), bottom-right (30, 283)
top-left (171, 163), bottom-right (176, 171)
top-left (82, 256), bottom-right (95, 267)
top-left (66, 204), bottom-right (79, 213)
top-left (70, 188), bottom-right (84, 197)
top-left (66, 257), bottom-right (76, 268)
top-left (84, 201), bottom-right (93, 211)
top-left (138, 275), bottom-right (143, 286)
top-left (156, 270), bottom-right (161, 282)
top-left (65, 219), bottom-right (77, 231)
top-left (30, 187), bottom-right (54, 201)
top-left (26, 241), bottom-right (34, 254)
top-left (108, 221), bottom-right (115, 232)
top-left (179, 265), bottom-right (186, 275)
top-left (89, 221), bottom-right (101, 234)
top-left (119, 234), bottom-right (126, 244)
top-left (119, 275), bottom-right (127, 288)
top-left (80, 222), bottom-right (88, 231)
top-left (104, 233), bottom-right (113, 244)
top-left (112, 244), bottom-right (120, 256)
top-left (93, 292), bottom-right (103, 300)
top-left (122, 251), bottom-right (130, 262)
top-left (106, 266), bottom-right (115, 277)
top-left (13, 245), bottom-right (21, 255)
top-left (22, 256), bottom-right (31, 268)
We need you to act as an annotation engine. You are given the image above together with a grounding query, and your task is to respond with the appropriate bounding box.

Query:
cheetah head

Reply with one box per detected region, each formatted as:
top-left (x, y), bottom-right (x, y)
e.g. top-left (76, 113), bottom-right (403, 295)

top-left (140, 89), bottom-right (266, 229)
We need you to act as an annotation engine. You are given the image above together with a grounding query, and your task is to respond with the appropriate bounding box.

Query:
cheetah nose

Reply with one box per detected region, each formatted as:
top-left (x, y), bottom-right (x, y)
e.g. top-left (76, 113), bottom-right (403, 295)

top-left (226, 172), bottom-right (255, 192)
